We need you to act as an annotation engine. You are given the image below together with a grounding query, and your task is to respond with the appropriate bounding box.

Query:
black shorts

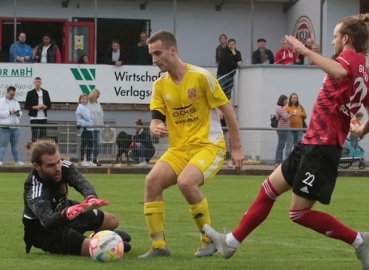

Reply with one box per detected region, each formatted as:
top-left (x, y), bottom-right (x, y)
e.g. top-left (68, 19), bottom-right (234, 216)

top-left (281, 143), bottom-right (342, 205)
top-left (23, 200), bottom-right (105, 255)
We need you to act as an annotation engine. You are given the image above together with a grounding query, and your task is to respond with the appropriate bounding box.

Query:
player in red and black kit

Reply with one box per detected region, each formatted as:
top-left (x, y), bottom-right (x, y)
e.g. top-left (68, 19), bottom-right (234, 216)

top-left (204, 14), bottom-right (369, 269)
top-left (22, 140), bottom-right (132, 256)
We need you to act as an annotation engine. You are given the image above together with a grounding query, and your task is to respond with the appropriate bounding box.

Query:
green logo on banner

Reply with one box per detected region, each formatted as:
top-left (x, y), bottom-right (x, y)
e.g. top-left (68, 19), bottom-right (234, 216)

top-left (70, 68), bottom-right (96, 94)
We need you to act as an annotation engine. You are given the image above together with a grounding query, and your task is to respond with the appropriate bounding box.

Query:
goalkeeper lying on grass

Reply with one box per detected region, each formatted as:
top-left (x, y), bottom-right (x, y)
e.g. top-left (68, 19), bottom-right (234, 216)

top-left (22, 140), bottom-right (131, 256)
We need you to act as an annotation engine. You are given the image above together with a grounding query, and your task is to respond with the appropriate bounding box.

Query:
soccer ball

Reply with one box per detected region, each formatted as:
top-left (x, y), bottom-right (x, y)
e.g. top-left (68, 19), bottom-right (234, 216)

top-left (89, 230), bottom-right (124, 262)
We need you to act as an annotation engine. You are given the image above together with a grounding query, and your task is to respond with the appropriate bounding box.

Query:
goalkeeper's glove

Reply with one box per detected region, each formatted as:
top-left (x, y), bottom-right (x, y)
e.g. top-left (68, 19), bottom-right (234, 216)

top-left (61, 203), bottom-right (92, 220)
top-left (83, 195), bottom-right (110, 208)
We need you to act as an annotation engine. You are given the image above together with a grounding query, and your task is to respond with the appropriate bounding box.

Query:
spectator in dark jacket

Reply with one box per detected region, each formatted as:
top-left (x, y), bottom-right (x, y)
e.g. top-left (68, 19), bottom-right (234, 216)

top-left (34, 34), bottom-right (61, 63)
top-left (217, 38), bottom-right (242, 100)
top-left (252, 38), bottom-right (274, 64)
top-left (133, 32), bottom-right (153, 65)
top-left (128, 118), bottom-right (155, 167)
top-left (103, 39), bottom-right (124, 66)
top-left (24, 77), bottom-right (52, 142)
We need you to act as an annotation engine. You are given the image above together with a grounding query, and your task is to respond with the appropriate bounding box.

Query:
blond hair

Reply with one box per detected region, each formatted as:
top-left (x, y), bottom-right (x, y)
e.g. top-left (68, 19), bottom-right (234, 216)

top-left (88, 89), bottom-right (100, 103)
top-left (26, 140), bottom-right (58, 165)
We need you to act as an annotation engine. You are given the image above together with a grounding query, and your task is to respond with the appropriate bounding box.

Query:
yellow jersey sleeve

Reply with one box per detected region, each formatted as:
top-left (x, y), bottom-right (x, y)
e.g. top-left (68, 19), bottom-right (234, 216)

top-left (202, 71), bottom-right (229, 108)
top-left (149, 81), bottom-right (166, 115)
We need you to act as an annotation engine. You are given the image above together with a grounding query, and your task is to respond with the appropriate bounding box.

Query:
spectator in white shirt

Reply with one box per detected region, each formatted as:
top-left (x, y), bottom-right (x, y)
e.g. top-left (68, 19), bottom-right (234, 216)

top-left (87, 89), bottom-right (104, 166)
top-left (0, 86), bottom-right (25, 166)
top-left (76, 94), bottom-right (96, 167)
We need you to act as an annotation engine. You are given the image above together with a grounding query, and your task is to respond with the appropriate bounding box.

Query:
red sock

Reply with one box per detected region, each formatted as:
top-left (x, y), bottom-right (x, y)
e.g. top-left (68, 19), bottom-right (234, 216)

top-left (232, 178), bottom-right (279, 242)
top-left (290, 208), bottom-right (357, 245)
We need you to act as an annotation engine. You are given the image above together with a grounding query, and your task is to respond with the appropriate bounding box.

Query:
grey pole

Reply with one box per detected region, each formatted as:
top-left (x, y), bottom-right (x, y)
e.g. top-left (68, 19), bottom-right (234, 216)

top-left (94, 0), bottom-right (98, 64)
top-left (173, 0), bottom-right (177, 35)
top-left (250, 0), bottom-right (254, 59)
top-left (13, 0), bottom-right (17, 63)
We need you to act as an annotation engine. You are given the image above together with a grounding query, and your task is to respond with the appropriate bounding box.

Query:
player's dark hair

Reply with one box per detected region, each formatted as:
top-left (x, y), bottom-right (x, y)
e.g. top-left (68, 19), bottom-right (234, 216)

top-left (228, 38), bottom-right (236, 44)
top-left (356, 112), bottom-right (364, 118)
top-left (339, 14), bottom-right (369, 54)
top-left (288, 93), bottom-right (300, 107)
top-left (34, 77), bottom-right (41, 81)
top-left (26, 140), bottom-right (58, 165)
top-left (277, 95), bottom-right (288, 107)
top-left (147, 30), bottom-right (177, 48)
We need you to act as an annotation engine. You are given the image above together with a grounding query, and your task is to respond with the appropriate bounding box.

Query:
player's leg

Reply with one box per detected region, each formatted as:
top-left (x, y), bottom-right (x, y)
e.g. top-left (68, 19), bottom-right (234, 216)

top-left (288, 145), bottom-right (369, 268)
top-left (204, 144), bottom-right (300, 259)
top-left (178, 145), bottom-right (225, 257)
top-left (139, 149), bottom-right (187, 258)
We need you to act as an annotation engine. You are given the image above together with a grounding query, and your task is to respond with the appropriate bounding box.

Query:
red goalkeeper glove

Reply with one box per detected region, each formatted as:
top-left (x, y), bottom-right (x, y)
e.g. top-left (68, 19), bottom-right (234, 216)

top-left (61, 203), bottom-right (92, 220)
top-left (82, 196), bottom-right (110, 212)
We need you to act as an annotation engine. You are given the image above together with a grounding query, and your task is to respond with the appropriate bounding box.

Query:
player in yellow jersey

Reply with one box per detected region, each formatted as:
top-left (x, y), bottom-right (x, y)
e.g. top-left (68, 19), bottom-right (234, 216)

top-left (138, 30), bottom-right (244, 258)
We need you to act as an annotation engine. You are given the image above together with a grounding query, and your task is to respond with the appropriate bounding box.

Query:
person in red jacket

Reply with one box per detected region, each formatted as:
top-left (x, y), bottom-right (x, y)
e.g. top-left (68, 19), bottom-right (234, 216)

top-left (274, 38), bottom-right (295, 65)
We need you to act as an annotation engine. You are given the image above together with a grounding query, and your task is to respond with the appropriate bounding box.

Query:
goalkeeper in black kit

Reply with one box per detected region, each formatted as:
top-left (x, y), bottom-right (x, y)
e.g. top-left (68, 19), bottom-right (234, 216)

top-left (22, 140), bottom-right (132, 256)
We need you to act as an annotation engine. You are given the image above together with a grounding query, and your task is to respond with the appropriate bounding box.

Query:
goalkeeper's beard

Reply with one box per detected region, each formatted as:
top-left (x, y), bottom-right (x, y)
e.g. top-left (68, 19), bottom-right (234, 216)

top-left (39, 169), bottom-right (62, 182)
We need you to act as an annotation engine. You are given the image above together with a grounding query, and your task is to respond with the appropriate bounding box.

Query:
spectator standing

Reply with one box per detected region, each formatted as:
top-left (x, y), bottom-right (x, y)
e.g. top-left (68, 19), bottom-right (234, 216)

top-left (34, 33), bottom-right (62, 63)
top-left (217, 38), bottom-right (242, 100)
top-left (76, 94), bottom-right (96, 167)
top-left (24, 77), bottom-right (52, 142)
top-left (284, 93), bottom-right (307, 157)
top-left (87, 89), bottom-right (104, 166)
top-left (133, 32), bottom-right (153, 65)
top-left (104, 39), bottom-right (124, 66)
top-left (0, 86), bottom-right (25, 166)
top-left (252, 38), bottom-right (274, 64)
top-left (9, 32), bottom-right (33, 63)
top-left (274, 95), bottom-right (292, 167)
top-left (215, 34), bottom-right (228, 66)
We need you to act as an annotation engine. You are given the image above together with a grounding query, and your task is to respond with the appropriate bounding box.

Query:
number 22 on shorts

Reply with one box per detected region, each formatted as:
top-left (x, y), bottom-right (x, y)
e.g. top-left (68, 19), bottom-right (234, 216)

top-left (302, 172), bottom-right (315, 187)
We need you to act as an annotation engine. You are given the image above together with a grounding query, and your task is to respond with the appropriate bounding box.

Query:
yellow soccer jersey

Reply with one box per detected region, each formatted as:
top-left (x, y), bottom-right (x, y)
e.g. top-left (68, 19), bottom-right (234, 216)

top-left (150, 64), bottom-right (229, 149)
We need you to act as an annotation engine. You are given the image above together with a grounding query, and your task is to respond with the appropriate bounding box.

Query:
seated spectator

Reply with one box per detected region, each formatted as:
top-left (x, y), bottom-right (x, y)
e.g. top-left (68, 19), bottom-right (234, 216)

top-left (113, 131), bottom-right (133, 167)
top-left (128, 118), bottom-right (155, 167)
top-left (252, 38), bottom-right (274, 64)
top-left (350, 112), bottom-right (363, 150)
top-left (78, 55), bottom-right (89, 64)
top-left (132, 32), bottom-right (153, 65)
top-left (76, 94), bottom-right (96, 167)
top-left (304, 44), bottom-right (320, 65)
top-left (274, 38), bottom-right (294, 65)
top-left (103, 39), bottom-right (123, 66)
top-left (9, 32), bottom-right (33, 63)
top-left (34, 34), bottom-right (61, 64)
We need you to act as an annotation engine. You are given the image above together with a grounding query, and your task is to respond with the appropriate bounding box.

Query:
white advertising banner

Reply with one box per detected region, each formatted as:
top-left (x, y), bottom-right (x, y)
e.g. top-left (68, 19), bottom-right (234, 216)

top-left (0, 64), bottom-right (217, 104)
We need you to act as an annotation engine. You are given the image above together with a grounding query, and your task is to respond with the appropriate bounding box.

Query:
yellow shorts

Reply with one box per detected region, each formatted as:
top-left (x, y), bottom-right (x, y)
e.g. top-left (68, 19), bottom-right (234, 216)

top-left (159, 144), bottom-right (226, 182)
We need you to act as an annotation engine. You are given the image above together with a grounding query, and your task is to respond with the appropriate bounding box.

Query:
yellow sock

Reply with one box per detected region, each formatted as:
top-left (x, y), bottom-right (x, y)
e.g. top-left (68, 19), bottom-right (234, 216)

top-left (144, 201), bottom-right (166, 249)
top-left (189, 197), bottom-right (211, 242)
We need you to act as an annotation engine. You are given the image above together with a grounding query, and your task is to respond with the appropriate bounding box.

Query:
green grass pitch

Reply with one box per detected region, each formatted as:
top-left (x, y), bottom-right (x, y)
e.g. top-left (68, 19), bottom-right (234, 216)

top-left (1, 173), bottom-right (368, 270)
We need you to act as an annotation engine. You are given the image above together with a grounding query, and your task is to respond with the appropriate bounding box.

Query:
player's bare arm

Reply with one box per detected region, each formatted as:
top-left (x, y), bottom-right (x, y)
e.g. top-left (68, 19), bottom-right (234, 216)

top-left (285, 35), bottom-right (347, 79)
top-left (218, 103), bottom-right (244, 169)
